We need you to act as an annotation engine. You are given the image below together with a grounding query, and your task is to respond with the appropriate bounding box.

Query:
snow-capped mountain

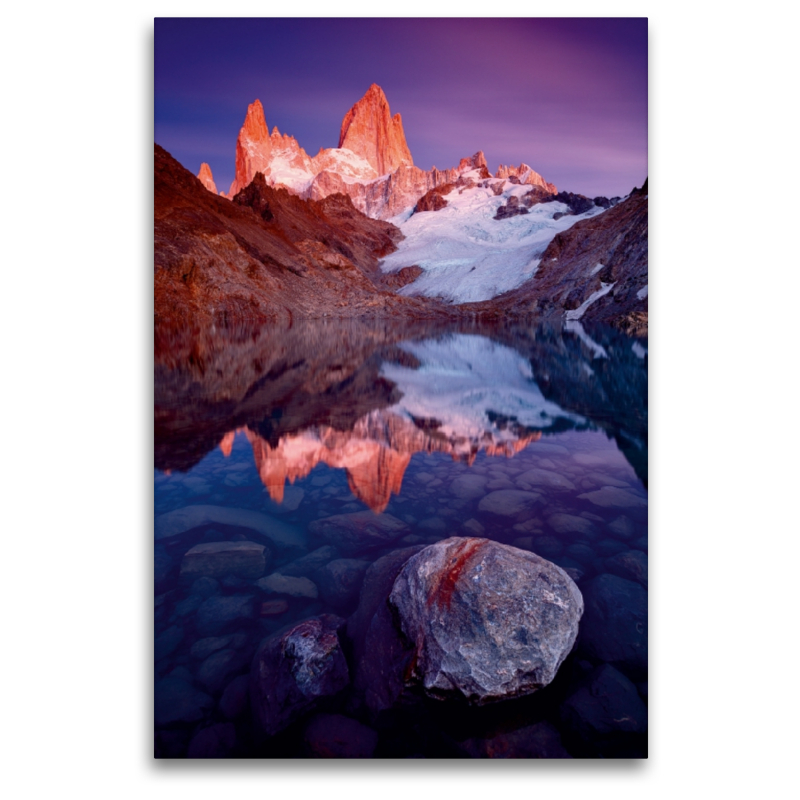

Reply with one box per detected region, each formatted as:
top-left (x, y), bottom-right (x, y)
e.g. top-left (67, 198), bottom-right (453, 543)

top-left (184, 83), bottom-right (646, 328)
top-left (197, 84), bottom-right (560, 223)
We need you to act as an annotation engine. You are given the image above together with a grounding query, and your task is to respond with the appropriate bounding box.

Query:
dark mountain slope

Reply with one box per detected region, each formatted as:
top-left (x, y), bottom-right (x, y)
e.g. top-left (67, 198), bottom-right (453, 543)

top-left (154, 144), bottom-right (448, 323)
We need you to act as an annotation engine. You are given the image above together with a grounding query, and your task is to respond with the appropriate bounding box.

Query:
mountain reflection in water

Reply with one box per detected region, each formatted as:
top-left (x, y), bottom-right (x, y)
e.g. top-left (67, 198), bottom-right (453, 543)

top-left (154, 318), bottom-right (647, 758)
top-left (155, 318), bottom-right (647, 506)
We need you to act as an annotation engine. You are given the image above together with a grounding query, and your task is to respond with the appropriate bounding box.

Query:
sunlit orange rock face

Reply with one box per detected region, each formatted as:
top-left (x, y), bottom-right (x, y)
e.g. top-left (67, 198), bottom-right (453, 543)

top-left (197, 162), bottom-right (218, 194)
top-left (233, 410), bottom-right (542, 513)
top-left (338, 83), bottom-right (414, 176)
top-left (214, 85), bottom-right (556, 221)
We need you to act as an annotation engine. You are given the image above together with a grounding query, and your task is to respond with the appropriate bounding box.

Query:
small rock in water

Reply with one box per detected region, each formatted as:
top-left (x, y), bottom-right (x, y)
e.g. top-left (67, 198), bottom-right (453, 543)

top-left (449, 474), bottom-right (488, 499)
top-left (512, 518), bottom-right (543, 535)
top-left (462, 518), bottom-right (485, 536)
top-left (180, 540), bottom-right (267, 581)
top-left (585, 472), bottom-right (631, 489)
top-left (197, 648), bottom-right (248, 692)
top-left (195, 595), bottom-right (254, 637)
top-left (155, 624), bottom-right (184, 662)
top-left (187, 723), bottom-right (237, 758)
top-left (169, 666), bottom-right (194, 683)
top-left (559, 663), bottom-right (647, 756)
top-left (172, 594), bottom-right (202, 619)
top-left (250, 614), bottom-right (349, 736)
top-left (264, 485), bottom-right (305, 513)
top-left (516, 468), bottom-right (577, 493)
top-left (579, 574), bottom-right (647, 678)
top-left (530, 535), bottom-right (563, 558)
top-left (548, 514), bottom-right (598, 538)
top-left (607, 515), bottom-right (637, 541)
top-left (190, 577), bottom-right (220, 598)
top-left (478, 490), bottom-right (543, 523)
top-left (255, 573), bottom-right (318, 598)
top-left (485, 478), bottom-right (516, 491)
top-left (260, 599), bottom-right (289, 616)
top-left (565, 543), bottom-right (597, 565)
top-left (190, 635), bottom-right (233, 661)
top-left (577, 486), bottom-right (647, 508)
top-left (308, 511), bottom-right (408, 555)
top-left (279, 546), bottom-right (339, 578)
top-left (303, 713), bottom-right (379, 758)
top-left (605, 550), bottom-right (648, 588)
top-left (315, 559), bottom-right (371, 612)
top-left (594, 538), bottom-right (627, 558)
top-left (155, 677), bottom-right (213, 725)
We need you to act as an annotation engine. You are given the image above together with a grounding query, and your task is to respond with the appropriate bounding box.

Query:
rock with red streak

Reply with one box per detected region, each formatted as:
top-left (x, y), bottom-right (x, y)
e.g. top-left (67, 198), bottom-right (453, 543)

top-left (197, 162), bottom-right (218, 194)
top-left (338, 84), bottom-right (414, 176)
top-left (389, 537), bottom-right (583, 704)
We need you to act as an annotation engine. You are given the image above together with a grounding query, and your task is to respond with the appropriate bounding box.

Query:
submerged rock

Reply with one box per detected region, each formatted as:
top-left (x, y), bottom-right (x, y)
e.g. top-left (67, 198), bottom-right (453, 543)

top-left (255, 573), bottom-right (318, 599)
top-left (389, 537), bottom-right (583, 704)
top-left (179, 540), bottom-right (267, 580)
top-left (250, 614), bottom-right (349, 736)
top-left (315, 558), bottom-right (371, 612)
top-left (187, 723), bottom-right (237, 758)
top-left (577, 486), bottom-right (647, 508)
top-left (280, 546), bottom-right (340, 577)
top-left (460, 721), bottom-right (572, 759)
top-left (195, 594), bottom-right (254, 636)
top-left (308, 511), bottom-right (408, 554)
top-left (154, 677), bottom-right (213, 726)
top-left (477, 490), bottom-right (543, 522)
top-left (605, 550), bottom-right (648, 588)
top-left (579, 574), bottom-right (647, 678)
top-left (559, 663), bottom-right (647, 756)
top-left (348, 546), bottom-right (426, 714)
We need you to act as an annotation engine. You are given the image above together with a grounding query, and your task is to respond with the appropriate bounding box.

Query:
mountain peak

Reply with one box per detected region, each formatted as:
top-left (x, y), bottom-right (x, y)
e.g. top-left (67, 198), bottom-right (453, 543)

top-left (338, 85), bottom-right (413, 175)
top-left (197, 162), bottom-right (218, 194)
top-left (242, 99), bottom-right (269, 141)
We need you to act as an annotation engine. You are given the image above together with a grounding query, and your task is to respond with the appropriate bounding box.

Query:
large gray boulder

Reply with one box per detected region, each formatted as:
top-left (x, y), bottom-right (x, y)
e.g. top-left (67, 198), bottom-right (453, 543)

top-left (389, 537), bottom-right (583, 704)
top-left (250, 614), bottom-right (349, 736)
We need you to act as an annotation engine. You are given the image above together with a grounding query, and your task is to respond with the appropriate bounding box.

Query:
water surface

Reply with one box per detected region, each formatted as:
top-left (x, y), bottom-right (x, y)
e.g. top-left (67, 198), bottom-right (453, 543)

top-left (154, 318), bottom-right (648, 758)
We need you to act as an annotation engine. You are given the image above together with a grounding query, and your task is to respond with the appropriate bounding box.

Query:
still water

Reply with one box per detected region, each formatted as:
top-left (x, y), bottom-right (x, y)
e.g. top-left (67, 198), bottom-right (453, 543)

top-left (154, 319), bottom-right (647, 758)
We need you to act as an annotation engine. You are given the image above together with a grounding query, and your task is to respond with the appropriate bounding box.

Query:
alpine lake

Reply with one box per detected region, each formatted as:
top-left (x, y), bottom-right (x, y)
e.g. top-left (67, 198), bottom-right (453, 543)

top-left (154, 318), bottom-right (648, 758)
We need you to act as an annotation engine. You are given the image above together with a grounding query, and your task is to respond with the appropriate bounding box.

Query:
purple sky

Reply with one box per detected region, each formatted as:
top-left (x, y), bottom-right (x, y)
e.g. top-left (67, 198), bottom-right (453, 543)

top-left (155, 18), bottom-right (647, 198)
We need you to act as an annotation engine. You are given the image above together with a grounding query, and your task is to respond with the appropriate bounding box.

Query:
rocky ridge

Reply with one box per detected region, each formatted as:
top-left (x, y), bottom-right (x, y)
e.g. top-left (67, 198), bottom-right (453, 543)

top-left (216, 85), bottom-right (554, 221)
top-left (154, 143), bottom-right (453, 324)
top-left (462, 184), bottom-right (648, 329)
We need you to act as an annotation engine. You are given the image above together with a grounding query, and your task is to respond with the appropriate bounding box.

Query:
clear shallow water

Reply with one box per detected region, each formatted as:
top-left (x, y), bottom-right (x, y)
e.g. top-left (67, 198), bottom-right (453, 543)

top-left (154, 319), bottom-right (647, 758)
